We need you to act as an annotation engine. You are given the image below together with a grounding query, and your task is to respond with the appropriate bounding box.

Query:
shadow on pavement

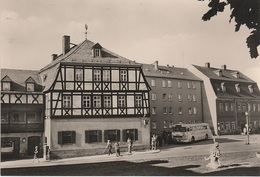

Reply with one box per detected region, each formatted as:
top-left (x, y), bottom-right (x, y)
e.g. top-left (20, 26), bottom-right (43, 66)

top-left (1, 159), bottom-right (258, 176)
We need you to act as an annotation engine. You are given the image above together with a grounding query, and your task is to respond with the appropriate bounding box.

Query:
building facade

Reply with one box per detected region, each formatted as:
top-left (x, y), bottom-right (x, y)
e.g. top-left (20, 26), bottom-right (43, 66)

top-left (39, 34), bottom-right (151, 158)
top-left (192, 63), bottom-right (260, 135)
top-left (142, 61), bottom-right (210, 135)
top-left (1, 69), bottom-right (44, 159)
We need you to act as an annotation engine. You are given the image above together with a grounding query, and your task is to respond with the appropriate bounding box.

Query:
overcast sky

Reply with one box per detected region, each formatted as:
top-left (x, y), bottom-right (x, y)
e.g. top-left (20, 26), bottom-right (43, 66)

top-left (1, 0), bottom-right (260, 84)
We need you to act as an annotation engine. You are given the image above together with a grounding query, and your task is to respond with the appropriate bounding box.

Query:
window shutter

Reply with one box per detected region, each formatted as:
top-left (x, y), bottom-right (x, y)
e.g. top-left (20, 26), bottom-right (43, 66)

top-left (116, 130), bottom-right (120, 142)
top-left (135, 129), bottom-right (138, 141)
top-left (71, 131), bottom-right (76, 144)
top-left (123, 129), bottom-right (127, 142)
top-left (104, 130), bottom-right (108, 142)
top-left (85, 131), bottom-right (89, 143)
top-left (58, 131), bottom-right (62, 145)
top-left (98, 130), bottom-right (102, 142)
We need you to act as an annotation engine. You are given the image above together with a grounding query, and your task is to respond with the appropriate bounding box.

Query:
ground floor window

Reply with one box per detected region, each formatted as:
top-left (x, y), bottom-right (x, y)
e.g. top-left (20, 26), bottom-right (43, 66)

top-left (152, 121), bottom-right (157, 130)
top-left (123, 129), bottom-right (138, 141)
top-left (104, 129), bottom-right (120, 142)
top-left (226, 122), bottom-right (230, 130)
top-left (85, 130), bottom-right (102, 143)
top-left (163, 121), bottom-right (168, 128)
top-left (231, 121), bottom-right (236, 130)
top-left (58, 131), bottom-right (76, 145)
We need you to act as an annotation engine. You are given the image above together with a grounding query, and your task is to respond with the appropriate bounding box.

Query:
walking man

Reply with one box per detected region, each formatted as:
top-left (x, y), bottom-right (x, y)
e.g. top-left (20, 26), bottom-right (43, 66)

top-left (33, 146), bottom-right (40, 163)
top-left (107, 140), bottom-right (113, 156)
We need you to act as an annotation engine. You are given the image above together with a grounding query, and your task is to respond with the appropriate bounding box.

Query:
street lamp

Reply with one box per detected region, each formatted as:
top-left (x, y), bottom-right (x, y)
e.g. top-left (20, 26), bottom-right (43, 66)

top-left (245, 111), bottom-right (249, 145)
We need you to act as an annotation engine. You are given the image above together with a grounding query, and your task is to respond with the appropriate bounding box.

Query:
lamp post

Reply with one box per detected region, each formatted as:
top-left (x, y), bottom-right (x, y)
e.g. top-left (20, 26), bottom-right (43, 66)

top-left (245, 111), bottom-right (249, 145)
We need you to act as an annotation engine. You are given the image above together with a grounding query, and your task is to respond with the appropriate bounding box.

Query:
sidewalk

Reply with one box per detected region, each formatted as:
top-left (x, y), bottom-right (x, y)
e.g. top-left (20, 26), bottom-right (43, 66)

top-left (1, 149), bottom-right (161, 169)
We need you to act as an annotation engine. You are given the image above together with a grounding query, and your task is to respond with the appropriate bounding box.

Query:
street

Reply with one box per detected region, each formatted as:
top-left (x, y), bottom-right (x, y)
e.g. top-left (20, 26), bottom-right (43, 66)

top-left (1, 135), bottom-right (260, 176)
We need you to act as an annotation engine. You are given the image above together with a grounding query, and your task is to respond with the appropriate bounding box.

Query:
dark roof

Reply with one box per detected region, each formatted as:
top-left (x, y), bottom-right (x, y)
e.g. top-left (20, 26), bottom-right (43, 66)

top-left (141, 63), bottom-right (202, 81)
top-left (1, 68), bottom-right (43, 92)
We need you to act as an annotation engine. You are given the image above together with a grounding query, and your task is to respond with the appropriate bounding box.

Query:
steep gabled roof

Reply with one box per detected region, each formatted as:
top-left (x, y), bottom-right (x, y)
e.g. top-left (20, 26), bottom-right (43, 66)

top-left (25, 76), bottom-right (36, 83)
top-left (142, 63), bottom-right (202, 81)
top-left (1, 75), bottom-right (12, 82)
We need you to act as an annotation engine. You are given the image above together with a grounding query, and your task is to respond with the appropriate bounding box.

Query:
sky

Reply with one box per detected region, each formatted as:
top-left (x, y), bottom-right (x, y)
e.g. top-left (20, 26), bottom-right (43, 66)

top-left (1, 0), bottom-right (260, 84)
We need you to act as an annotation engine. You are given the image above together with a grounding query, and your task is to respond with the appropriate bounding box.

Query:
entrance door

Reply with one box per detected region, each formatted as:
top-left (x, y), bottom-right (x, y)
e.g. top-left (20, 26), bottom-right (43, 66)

top-left (28, 136), bottom-right (41, 156)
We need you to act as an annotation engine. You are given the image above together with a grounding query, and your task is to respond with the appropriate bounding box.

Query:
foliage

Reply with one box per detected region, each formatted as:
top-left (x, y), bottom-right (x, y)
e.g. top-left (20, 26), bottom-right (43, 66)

top-left (201, 0), bottom-right (260, 59)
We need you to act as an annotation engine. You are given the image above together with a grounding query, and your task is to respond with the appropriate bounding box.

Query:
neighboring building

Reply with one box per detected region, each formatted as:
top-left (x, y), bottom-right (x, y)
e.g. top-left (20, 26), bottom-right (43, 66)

top-left (1, 69), bottom-right (44, 159)
top-left (142, 61), bottom-right (210, 135)
top-left (192, 63), bottom-right (260, 135)
top-left (39, 31), bottom-right (151, 158)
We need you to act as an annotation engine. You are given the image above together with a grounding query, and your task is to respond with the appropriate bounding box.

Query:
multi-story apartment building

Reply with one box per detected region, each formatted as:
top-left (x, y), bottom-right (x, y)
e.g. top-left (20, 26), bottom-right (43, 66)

top-left (192, 63), bottom-right (260, 135)
top-left (38, 31), bottom-right (151, 158)
top-left (142, 61), bottom-right (210, 135)
top-left (1, 69), bottom-right (44, 159)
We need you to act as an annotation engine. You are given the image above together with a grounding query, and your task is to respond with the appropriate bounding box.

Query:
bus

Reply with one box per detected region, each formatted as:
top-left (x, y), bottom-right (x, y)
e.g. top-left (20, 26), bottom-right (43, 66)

top-left (172, 123), bottom-right (211, 143)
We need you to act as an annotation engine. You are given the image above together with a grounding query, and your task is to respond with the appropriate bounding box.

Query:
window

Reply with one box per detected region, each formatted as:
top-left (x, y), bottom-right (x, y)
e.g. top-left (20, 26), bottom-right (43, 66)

top-left (168, 80), bottom-right (172, 87)
top-left (94, 49), bottom-right (101, 57)
top-left (104, 96), bottom-right (111, 108)
top-left (151, 79), bottom-right (156, 87)
top-left (193, 107), bottom-right (197, 114)
top-left (120, 70), bottom-right (127, 82)
top-left (231, 121), bottom-right (236, 130)
top-left (11, 113), bottom-right (25, 123)
top-left (235, 84), bottom-right (240, 93)
top-left (230, 103), bottom-right (234, 112)
top-left (163, 93), bottom-right (167, 100)
top-left (63, 95), bottom-right (71, 108)
top-left (93, 96), bottom-right (101, 108)
top-left (219, 122), bottom-right (224, 131)
top-left (248, 103), bottom-right (251, 112)
top-left (178, 81), bottom-right (182, 88)
top-left (238, 103), bottom-right (241, 112)
top-left (258, 104), bottom-right (260, 112)
top-left (242, 104), bottom-right (246, 112)
top-left (26, 83), bottom-right (35, 92)
top-left (187, 82), bottom-right (191, 89)
top-left (2, 82), bottom-right (10, 91)
top-left (58, 131), bottom-right (76, 145)
top-left (152, 107), bottom-right (157, 114)
top-left (168, 93), bottom-right (173, 101)
top-left (178, 94), bottom-right (182, 102)
top-left (162, 80), bottom-right (166, 88)
top-left (169, 121), bottom-right (173, 128)
top-left (151, 93), bottom-right (156, 101)
top-left (179, 107), bottom-right (183, 114)
top-left (85, 130), bottom-right (102, 143)
top-left (163, 121), bottom-right (168, 128)
top-left (103, 70), bottom-right (110, 82)
top-left (225, 103), bottom-right (229, 111)
top-left (221, 82), bottom-right (226, 92)
top-left (192, 82), bottom-right (196, 89)
top-left (188, 107), bottom-right (192, 114)
top-left (27, 112), bottom-right (41, 123)
top-left (253, 104), bottom-right (256, 112)
top-left (118, 96), bottom-right (126, 107)
top-left (219, 103), bottom-right (224, 112)
top-left (83, 96), bottom-right (91, 108)
top-left (135, 95), bottom-right (142, 107)
top-left (169, 107), bottom-right (173, 114)
top-left (123, 129), bottom-right (138, 141)
top-left (163, 107), bottom-right (167, 114)
top-left (187, 94), bottom-right (192, 102)
top-left (226, 122), bottom-right (230, 130)
top-left (94, 70), bottom-right (101, 81)
top-left (75, 69), bottom-right (83, 81)
top-left (105, 129), bottom-right (120, 142)
top-left (152, 121), bottom-right (157, 129)
top-left (192, 95), bottom-right (196, 102)
top-left (248, 85), bottom-right (253, 93)
top-left (1, 113), bottom-right (8, 124)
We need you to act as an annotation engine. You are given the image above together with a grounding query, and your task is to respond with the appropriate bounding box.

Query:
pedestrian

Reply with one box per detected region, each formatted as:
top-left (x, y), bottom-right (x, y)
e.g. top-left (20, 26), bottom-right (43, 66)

top-left (33, 146), bottom-right (40, 163)
top-left (204, 142), bottom-right (221, 169)
top-left (107, 140), bottom-right (113, 156)
top-left (127, 138), bottom-right (133, 154)
top-left (46, 148), bottom-right (50, 161)
top-left (114, 142), bottom-right (121, 157)
top-left (151, 134), bottom-right (157, 150)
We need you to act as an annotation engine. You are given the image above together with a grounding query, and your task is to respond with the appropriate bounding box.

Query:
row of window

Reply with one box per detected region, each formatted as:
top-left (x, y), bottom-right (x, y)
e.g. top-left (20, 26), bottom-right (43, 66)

top-left (1, 112), bottom-right (42, 124)
top-left (151, 107), bottom-right (197, 115)
top-left (220, 82), bottom-right (254, 93)
top-left (151, 79), bottom-right (196, 89)
top-left (152, 93), bottom-right (197, 102)
top-left (219, 102), bottom-right (260, 112)
top-left (63, 95), bottom-right (143, 108)
top-left (2, 82), bottom-right (35, 92)
top-left (58, 129), bottom-right (138, 145)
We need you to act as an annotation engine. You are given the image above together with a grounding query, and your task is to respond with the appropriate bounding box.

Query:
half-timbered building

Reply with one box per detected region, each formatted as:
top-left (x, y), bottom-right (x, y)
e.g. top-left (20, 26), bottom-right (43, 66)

top-left (39, 33), bottom-right (151, 158)
top-left (1, 69), bottom-right (44, 159)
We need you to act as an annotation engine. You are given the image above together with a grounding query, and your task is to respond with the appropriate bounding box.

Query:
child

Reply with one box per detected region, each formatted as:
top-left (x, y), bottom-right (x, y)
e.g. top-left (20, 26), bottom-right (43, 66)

top-left (33, 146), bottom-right (40, 163)
top-left (205, 142), bottom-right (221, 169)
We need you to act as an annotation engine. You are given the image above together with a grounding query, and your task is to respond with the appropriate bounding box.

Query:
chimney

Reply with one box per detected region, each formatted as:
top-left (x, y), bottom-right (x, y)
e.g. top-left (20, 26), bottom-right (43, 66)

top-left (205, 62), bottom-right (210, 68)
top-left (62, 35), bottom-right (70, 55)
top-left (221, 65), bottom-right (227, 70)
top-left (52, 54), bottom-right (58, 61)
top-left (154, 61), bottom-right (158, 70)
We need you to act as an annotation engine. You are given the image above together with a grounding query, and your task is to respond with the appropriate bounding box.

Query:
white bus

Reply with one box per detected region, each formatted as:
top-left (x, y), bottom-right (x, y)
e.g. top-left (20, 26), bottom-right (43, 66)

top-left (172, 123), bottom-right (211, 143)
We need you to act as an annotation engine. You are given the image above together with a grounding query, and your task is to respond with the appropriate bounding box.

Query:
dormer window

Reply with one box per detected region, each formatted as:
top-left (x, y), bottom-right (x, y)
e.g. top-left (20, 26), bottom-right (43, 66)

top-left (213, 70), bottom-right (222, 77)
top-left (235, 84), bottom-right (240, 93)
top-left (1, 75), bottom-right (12, 91)
top-left (92, 43), bottom-right (102, 57)
top-left (248, 85), bottom-right (253, 93)
top-left (221, 82), bottom-right (226, 92)
top-left (25, 77), bottom-right (36, 92)
top-left (231, 71), bottom-right (240, 79)
top-left (94, 49), bottom-right (101, 57)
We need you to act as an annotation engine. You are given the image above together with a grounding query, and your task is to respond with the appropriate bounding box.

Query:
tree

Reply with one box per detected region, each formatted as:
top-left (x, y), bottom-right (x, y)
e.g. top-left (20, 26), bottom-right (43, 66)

top-left (201, 0), bottom-right (260, 59)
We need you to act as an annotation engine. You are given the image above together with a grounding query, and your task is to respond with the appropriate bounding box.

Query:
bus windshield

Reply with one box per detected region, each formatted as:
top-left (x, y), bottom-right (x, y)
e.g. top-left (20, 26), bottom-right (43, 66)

top-left (172, 126), bottom-right (186, 132)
